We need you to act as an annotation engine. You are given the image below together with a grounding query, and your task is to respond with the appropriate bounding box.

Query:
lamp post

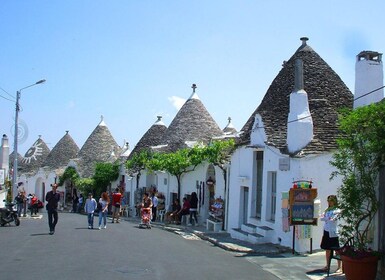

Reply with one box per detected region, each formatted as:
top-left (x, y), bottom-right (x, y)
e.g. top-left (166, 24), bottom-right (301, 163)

top-left (12, 79), bottom-right (46, 197)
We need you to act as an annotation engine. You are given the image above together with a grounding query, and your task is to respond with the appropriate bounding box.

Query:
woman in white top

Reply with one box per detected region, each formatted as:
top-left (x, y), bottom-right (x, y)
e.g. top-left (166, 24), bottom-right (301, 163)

top-left (320, 195), bottom-right (341, 273)
top-left (98, 192), bottom-right (109, 230)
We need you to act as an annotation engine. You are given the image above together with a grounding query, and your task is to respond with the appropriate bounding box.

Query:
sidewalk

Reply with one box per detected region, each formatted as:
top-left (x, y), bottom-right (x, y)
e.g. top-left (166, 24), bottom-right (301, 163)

top-left (139, 217), bottom-right (346, 280)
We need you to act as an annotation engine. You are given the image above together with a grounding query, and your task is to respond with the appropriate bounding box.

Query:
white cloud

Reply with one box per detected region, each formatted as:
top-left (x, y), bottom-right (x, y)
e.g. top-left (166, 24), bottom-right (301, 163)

top-left (168, 96), bottom-right (186, 111)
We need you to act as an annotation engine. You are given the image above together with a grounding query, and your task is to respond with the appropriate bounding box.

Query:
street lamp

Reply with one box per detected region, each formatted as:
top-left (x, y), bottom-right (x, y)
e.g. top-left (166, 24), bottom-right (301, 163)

top-left (12, 79), bottom-right (46, 196)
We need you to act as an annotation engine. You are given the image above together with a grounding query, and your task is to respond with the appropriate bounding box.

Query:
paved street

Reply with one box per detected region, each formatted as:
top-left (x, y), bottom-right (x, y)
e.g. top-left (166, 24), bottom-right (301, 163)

top-left (0, 212), bottom-right (346, 280)
top-left (0, 213), bottom-right (278, 280)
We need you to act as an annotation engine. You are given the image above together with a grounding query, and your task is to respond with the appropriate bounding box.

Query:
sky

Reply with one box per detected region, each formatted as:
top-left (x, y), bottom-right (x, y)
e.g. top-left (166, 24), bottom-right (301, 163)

top-left (1, 0), bottom-right (384, 155)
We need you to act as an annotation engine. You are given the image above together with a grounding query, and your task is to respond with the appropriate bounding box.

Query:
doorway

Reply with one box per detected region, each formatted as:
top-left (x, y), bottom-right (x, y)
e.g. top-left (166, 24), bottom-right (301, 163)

top-left (242, 187), bottom-right (249, 224)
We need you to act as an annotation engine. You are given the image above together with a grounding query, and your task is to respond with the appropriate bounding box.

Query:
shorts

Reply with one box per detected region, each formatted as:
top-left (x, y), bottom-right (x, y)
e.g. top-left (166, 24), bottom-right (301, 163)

top-left (112, 206), bottom-right (120, 214)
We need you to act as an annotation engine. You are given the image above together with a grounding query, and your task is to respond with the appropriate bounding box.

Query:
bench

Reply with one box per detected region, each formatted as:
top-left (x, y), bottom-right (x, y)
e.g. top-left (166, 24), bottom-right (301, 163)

top-left (206, 218), bottom-right (222, 232)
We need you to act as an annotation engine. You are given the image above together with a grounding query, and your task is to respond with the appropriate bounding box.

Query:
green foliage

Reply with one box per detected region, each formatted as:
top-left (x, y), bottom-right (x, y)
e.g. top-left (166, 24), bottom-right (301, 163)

top-left (148, 145), bottom-right (206, 200)
top-left (92, 162), bottom-right (119, 198)
top-left (126, 149), bottom-right (153, 174)
top-left (75, 178), bottom-right (95, 197)
top-left (59, 167), bottom-right (79, 186)
top-left (331, 101), bottom-right (385, 252)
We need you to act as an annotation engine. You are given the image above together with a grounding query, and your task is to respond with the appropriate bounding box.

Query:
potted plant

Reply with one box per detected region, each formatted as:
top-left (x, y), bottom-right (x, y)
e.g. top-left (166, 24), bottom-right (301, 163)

top-left (330, 102), bottom-right (385, 280)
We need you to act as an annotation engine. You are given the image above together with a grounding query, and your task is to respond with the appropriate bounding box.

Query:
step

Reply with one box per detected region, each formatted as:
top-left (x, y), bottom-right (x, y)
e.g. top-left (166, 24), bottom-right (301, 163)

top-left (231, 228), bottom-right (264, 244)
top-left (257, 225), bottom-right (274, 236)
top-left (241, 223), bottom-right (257, 234)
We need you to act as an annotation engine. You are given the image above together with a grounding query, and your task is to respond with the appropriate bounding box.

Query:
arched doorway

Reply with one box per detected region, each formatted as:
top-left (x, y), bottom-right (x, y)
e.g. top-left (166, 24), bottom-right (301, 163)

top-left (35, 177), bottom-right (45, 201)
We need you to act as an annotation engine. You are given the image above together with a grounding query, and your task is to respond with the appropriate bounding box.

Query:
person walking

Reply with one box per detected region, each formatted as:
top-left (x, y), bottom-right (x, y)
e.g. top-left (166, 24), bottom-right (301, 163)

top-left (15, 191), bottom-right (24, 217)
top-left (45, 184), bottom-right (61, 235)
top-left (188, 192), bottom-right (198, 226)
top-left (320, 195), bottom-right (342, 273)
top-left (98, 192), bottom-right (109, 230)
top-left (111, 188), bottom-right (122, 223)
top-left (72, 190), bottom-right (78, 213)
top-left (151, 192), bottom-right (158, 222)
top-left (77, 193), bottom-right (83, 213)
top-left (84, 193), bottom-right (97, 229)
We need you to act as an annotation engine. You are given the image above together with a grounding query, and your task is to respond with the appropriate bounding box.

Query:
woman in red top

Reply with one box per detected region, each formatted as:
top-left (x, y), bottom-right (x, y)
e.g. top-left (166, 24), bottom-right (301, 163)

top-left (30, 194), bottom-right (38, 216)
top-left (177, 197), bottom-right (190, 224)
top-left (111, 188), bottom-right (122, 223)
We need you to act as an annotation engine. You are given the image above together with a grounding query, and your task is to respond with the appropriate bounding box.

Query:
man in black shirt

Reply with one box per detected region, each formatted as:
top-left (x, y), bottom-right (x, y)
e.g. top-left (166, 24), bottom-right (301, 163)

top-left (46, 184), bottom-right (60, 235)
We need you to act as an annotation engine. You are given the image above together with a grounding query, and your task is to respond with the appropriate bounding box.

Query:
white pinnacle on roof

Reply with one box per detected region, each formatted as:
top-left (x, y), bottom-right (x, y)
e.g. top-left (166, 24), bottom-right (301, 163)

top-left (154, 116), bottom-right (165, 126)
top-left (188, 83), bottom-right (200, 100)
top-left (99, 115), bottom-right (107, 126)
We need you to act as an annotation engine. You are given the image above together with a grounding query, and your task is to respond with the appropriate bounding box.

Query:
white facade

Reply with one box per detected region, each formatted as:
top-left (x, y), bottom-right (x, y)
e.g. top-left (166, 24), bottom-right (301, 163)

top-left (227, 143), bottom-right (343, 252)
top-left (120, 162), bottom-right (226, 222)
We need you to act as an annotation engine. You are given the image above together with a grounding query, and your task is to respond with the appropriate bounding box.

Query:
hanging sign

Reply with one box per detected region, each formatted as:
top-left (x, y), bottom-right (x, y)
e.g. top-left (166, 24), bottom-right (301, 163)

top-left (289, 181), bottom-right (317, 225)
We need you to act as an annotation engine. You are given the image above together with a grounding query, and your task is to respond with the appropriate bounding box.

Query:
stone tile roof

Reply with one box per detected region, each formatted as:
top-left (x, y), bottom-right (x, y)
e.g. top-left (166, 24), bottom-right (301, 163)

top-left (42, 131), bottom-right (79, 170)
top-left (76, 117), bottom-right (121, 178)
top-left (9, 151), bottom-right (24, 169)
top-left (128, 116), bottom-right (167, 160)
top-left (161, 85), bottom-right (224, 151)
top-left (240, 38), bottom-right (353, 156)
top-left (20, 136), bottom-right (50, 173)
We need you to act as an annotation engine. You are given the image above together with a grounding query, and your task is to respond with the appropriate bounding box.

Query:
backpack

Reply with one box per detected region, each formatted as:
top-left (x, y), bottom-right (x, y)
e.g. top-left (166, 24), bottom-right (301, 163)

top-left (97, 202), bottom-right (103, 211)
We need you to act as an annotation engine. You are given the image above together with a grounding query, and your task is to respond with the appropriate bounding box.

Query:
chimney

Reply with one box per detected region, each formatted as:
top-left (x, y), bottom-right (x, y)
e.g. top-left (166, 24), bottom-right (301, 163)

top-left (354, 51), bottom-right (384, 108)
top-left (287, 59), bottom-right (313, 153)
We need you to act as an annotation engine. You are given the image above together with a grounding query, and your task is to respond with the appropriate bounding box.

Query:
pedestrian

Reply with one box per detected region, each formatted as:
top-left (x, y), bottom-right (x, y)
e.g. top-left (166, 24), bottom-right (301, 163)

top-left (30, 194), bottom-right (38, 216)
top-left (320, 195), bottom-right (342, 273)
top-left (111, 188), bottom-right (122, 223)
top-left (98, 192), bottom-right (109, 230)
top-left (77, 193), bottom-right (83, 213)
top-left (177, 197), bottom-right (190, 225)
top-left (46, 184), bottom-right (61, 235)
top-left (15, 191), bottom-right (24, 217)
top-left (151, 192), bottom-right (158, 222)
top-left (72, 190), bottom-right (78, 213)
top-left (84, 193), bottom-right (97, 229)
top-left (188, 192), bottom-right (198, 226)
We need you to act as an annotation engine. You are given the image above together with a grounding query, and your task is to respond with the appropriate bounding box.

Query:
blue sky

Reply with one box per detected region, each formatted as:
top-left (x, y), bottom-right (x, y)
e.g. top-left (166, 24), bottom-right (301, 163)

top-left (1, 0), bottom-right (384, 155)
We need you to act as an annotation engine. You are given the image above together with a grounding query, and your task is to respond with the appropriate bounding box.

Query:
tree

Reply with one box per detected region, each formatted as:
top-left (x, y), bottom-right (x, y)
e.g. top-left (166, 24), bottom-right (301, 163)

top-left (331, 101), bottom-right (385, 254)
top-left (75, 178), bottom-right (95, 197)
top-left (59, 166), bottom-right (79, 187)
top-left (148, 145), bottom-right (205, 201)
top-left (93, 162), bottom-right (119, 198)
top-left (125, 149), bottom-right (154, 189)
top-left (203, 139), bottom-right (236, 229)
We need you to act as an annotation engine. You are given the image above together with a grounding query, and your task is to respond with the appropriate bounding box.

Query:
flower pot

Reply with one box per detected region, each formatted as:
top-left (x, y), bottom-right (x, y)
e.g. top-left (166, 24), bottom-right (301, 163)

top-left (341, 254), bottom-right (379, 280)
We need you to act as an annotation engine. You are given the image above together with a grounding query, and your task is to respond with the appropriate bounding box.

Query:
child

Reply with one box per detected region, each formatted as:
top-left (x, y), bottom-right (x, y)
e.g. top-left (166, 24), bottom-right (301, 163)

top-left (84, 193), bottom-right (97, 229)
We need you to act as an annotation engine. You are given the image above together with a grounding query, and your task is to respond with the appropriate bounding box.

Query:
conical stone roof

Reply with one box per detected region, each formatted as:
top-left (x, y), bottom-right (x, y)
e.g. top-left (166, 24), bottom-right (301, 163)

top-left (240, 37), bottom-right (353, 155)
top-left (76, 117), bottom-right (121, 178)
top-left (128, 116), bottom-right (167, 160)
top-left (21, 136), bottom-right (50, 173)
top-left (162, 85), bottom-right (224, 151)
top-left (42, 131), bottom-right (79, 170)
top-left (9, 151), bottom-right (24, 170)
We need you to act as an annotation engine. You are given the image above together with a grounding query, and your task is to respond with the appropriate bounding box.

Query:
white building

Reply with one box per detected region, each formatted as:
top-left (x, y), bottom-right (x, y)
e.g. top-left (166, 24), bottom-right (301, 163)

top-left (227, 37), bottom-right (353, 252)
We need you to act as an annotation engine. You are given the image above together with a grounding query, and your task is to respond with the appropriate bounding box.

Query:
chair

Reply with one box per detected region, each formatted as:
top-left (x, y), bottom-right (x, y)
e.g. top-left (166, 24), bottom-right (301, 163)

top-left (157, 209), bottom-right (166, 222)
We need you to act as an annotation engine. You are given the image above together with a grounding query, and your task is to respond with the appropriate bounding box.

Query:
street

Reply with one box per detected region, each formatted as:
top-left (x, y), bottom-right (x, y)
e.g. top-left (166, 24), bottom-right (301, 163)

top-left (0, 213), bottom-right (279, 280)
